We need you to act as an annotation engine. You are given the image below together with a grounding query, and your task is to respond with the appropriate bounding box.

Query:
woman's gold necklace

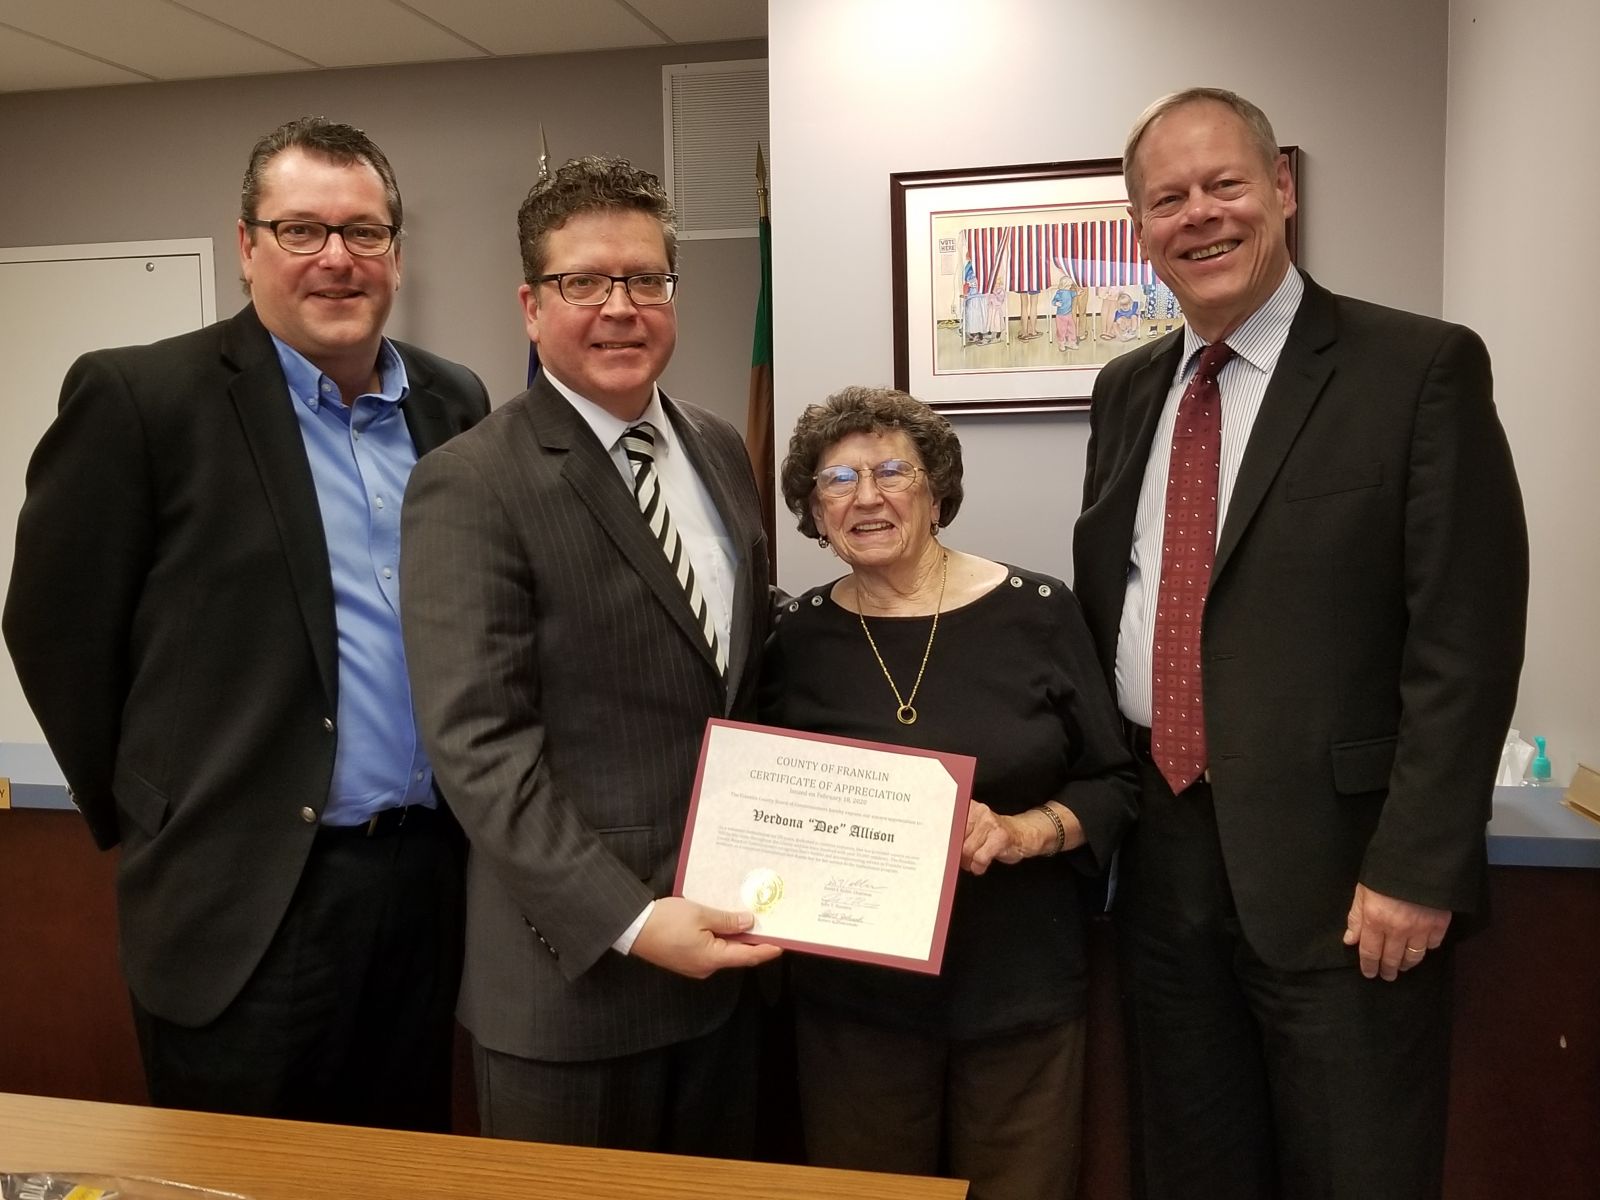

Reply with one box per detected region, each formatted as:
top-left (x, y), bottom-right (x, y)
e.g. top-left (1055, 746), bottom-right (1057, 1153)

top-left (858, 551), bottom-right (948, 726)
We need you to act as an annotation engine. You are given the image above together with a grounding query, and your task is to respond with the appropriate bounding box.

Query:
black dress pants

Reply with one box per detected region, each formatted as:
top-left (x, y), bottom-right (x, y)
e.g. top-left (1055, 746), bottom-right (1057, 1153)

top-left (470, 982), bottom-right (760, 1158)
top-left (1117, 760), bottom-right (1453, 1200)
top-left (132, 806), bottom-right (465, 1131)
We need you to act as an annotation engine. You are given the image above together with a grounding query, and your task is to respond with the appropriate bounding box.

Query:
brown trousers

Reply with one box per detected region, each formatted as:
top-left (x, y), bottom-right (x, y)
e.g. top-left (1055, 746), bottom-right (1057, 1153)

top-left (796, 1001), bottom-right (1086, 1200)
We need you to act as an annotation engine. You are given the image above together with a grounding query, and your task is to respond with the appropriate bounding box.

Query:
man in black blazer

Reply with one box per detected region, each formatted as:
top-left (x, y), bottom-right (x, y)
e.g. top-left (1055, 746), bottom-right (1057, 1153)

top-left (1072, 89), bottom-right (1527, 1198)
top-left (401, 156), bottom-right (778, 1156)
top-left (3, 118), bottom-right (487, 1129)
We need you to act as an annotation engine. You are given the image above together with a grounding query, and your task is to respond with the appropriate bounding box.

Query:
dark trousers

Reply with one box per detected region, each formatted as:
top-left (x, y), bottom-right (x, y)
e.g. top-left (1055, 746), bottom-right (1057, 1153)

top-left (795, 1001), bottom-right (1087, 1200)
top-left (132, 807), bottom-right (464, 1132)
top-left (1117, 758), bottom-right (1453, 1200)
top-left (471, 983), bottom-right (760, 1158)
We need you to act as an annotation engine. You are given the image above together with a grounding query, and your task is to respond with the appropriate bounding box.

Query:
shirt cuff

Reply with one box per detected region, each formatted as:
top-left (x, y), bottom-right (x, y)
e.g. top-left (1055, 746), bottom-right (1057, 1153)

top-left (612, 900), bottom-right (655, 955)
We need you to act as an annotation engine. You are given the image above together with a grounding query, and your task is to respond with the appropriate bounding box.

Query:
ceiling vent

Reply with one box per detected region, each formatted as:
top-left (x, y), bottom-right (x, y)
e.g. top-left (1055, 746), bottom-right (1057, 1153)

top-left (663, 59), bottom-right (769, 240)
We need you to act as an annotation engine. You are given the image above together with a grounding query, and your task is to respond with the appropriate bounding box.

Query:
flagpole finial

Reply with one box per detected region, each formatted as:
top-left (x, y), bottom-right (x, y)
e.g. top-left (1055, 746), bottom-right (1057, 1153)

top-left (754, 142), bottom-right (769, 220)
top-left (538, 124), bottom-right (552, 183)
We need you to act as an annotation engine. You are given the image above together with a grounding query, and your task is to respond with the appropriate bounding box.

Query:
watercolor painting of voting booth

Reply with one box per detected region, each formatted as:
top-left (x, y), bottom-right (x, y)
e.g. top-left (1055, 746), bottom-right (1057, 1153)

top-left (891, 152), bottom-right (1297, 414)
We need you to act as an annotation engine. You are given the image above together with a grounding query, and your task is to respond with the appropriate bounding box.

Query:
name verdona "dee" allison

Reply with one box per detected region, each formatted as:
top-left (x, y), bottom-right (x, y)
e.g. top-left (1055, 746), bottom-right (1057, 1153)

top-left (751, 808), bottom-right (895, 843)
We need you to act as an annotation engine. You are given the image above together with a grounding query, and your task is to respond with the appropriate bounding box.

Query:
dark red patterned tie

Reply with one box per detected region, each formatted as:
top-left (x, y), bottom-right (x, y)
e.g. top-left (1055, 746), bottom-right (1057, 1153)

top-left (1152, 342), bottom-right (1234, 793)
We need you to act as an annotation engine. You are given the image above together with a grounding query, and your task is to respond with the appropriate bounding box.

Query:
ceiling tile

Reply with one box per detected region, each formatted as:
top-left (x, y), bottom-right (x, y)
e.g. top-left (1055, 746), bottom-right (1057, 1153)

top-left (174, 0), bottom-right (489, 68)
top-left (400, 0), bottom-right (666, 56)
top-left (624, 0), bottom-right (764, 45)
top-left (0, 0), bottom-right (765, 93)
top-left (0, 23), bottom-right (148, 91)
top-left (0, 0), bottom-right (309, 79)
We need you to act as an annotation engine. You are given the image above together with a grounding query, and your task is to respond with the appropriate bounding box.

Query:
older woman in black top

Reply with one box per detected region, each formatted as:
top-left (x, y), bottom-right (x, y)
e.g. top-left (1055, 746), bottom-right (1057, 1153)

top-left (760, 386), bottom-right (1137, 1199)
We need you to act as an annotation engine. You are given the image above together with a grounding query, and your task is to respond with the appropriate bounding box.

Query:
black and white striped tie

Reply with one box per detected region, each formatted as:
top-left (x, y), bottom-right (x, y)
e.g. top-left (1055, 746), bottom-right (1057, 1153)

top-left (620, 422), bottom-right (726, 674)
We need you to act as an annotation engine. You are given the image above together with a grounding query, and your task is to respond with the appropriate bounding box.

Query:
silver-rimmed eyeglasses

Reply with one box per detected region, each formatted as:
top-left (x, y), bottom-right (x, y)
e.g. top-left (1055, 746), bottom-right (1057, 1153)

top-left (813, 459), bottom-right (926, 499)
top-left (244, 218), bottom-right (399, 256)
top-left (531, 272), bottom-right (679, 306)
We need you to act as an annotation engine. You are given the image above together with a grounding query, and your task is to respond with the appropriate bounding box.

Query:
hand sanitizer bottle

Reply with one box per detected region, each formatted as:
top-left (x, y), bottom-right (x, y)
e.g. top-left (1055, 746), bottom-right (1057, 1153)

top-left (1530, 736), bottom-right (1552, 785)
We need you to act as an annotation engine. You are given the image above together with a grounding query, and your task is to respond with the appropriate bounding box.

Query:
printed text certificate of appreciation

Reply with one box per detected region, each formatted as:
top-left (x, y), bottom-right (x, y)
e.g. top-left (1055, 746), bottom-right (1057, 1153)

top-left (674, 719), bottom-right (975, 973)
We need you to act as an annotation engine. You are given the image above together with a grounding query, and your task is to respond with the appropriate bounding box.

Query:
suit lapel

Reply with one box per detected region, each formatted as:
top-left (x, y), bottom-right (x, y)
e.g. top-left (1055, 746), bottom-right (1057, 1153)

top-left (1109, 337), bottom-right (1184, 516)
top-left (525, 380), bottom-right (723, 676)
top-left (1087, 334), bottom-right (1184, 574)
top-left (1213, 276), bottom-right (1337, 581)
top-left (221, 307), bottom-right (339, 708)
top-left (398, 353), bottom-right (453, 455)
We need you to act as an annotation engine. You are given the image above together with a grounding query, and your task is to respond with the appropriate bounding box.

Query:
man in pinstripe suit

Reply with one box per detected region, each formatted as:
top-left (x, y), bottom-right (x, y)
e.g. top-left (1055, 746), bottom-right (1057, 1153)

top-left (401, 157), bottom-right (778, 1155)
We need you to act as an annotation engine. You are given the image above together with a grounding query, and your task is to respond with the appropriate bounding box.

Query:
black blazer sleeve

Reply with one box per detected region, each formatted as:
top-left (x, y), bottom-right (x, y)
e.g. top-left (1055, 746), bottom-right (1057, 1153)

top-left (5, 351), bottom-right (156, 848)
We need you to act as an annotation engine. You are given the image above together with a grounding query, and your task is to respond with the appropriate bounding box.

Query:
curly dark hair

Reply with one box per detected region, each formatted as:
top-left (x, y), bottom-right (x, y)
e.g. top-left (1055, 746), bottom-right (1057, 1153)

top-left (240, 116), bottom-right (401, 228)
top-left (516, 155), bottom-right (678, 283)
top-left (780, 386), bottom-right (965, 540)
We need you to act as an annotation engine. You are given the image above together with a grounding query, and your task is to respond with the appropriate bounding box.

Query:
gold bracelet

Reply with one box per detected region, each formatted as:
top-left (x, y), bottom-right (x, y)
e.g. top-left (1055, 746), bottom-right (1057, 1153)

top-left (1036, 804), bottom-right (1066, 856)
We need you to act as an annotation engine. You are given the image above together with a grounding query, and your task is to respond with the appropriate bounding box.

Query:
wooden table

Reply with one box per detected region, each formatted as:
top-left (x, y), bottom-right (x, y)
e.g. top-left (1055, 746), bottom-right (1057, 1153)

top-left (0, 1092), bottom-right (967, 1199)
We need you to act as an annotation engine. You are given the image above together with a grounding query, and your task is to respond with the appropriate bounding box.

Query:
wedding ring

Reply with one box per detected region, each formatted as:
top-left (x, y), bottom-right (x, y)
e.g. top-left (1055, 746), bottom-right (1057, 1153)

top-left (1405, 945), bottom-right (1425, 955)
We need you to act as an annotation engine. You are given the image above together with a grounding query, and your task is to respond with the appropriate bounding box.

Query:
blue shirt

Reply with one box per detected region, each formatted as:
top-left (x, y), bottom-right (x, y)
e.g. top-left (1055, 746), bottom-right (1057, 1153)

top-left (272, 336), bottom-right (435, 826)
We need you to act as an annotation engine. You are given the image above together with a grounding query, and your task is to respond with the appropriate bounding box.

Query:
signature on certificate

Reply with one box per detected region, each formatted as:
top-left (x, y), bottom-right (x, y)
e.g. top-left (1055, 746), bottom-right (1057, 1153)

top-left (819, 875), bottom-right (887, 917)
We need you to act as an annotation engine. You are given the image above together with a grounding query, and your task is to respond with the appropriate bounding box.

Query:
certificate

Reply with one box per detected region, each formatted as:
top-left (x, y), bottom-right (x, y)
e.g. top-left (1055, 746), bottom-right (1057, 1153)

top-left (674, 718), bottom-right (975, 974)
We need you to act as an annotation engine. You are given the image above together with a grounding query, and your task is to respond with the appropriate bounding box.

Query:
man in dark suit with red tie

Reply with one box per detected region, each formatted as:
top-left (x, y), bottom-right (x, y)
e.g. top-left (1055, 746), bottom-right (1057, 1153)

top-left (1072, 88), bottom-right (1528, 1199)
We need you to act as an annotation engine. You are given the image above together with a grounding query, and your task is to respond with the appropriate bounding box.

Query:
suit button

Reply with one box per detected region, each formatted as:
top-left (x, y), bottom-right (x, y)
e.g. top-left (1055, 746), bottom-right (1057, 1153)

top-left (300, 806), bottom-right (317, 823)
top-left (322, 717), bottom-right (334, 733)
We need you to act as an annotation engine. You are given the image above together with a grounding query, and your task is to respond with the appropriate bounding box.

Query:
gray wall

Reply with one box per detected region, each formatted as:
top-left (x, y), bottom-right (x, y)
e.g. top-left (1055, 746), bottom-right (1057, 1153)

top-left (1444, 0), bottom-right (1599, 779)
top-left (0, 40), bottom-right (767, 424)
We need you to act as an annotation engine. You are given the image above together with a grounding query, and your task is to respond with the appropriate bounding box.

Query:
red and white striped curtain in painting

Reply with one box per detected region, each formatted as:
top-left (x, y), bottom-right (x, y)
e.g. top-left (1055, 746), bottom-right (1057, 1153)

top-left (963, 225), bottom-right (1013, 293)
top-left (1037, 218), bottom-right (1157, 289)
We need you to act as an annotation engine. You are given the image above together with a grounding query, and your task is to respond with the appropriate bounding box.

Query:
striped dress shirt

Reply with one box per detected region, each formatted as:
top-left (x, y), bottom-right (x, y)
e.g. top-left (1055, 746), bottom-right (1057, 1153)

top-left (1115, 268), bottom-right (1305, 727)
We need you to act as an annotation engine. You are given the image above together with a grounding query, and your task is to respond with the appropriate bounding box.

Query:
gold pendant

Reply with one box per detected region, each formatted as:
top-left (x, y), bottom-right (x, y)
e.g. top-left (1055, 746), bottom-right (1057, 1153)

top-left (896, 705), bottom-right (917, 725)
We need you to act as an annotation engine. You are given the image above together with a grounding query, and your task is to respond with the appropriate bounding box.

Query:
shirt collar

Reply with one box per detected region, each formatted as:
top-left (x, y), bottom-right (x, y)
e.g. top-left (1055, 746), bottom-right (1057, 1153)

top-left (1178, 266), bottom-right (1305, 378)
top-left (543, 371), bottom-right (670, 456)
top-left (271, 334), bottom-right (409, 412)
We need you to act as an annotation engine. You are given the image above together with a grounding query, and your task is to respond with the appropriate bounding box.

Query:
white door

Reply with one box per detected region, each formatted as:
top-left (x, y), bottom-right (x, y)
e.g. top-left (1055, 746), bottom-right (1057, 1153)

top-left (0, 240), bottom-right (214, 791)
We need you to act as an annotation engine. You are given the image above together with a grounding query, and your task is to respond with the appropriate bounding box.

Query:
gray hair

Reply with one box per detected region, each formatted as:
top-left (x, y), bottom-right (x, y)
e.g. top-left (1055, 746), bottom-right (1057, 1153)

top-left (1123, 87), bottom-right (1279, 211)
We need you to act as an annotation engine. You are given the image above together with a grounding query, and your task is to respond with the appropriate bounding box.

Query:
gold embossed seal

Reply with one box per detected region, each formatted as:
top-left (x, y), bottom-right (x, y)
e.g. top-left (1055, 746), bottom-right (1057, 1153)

top-left (740, 868), bottom-right (784, 915)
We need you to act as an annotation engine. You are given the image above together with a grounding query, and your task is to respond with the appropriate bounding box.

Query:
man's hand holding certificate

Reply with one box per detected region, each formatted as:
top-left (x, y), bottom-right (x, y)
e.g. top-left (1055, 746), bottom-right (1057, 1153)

top-left (674, 719), bottom-right (975, 973)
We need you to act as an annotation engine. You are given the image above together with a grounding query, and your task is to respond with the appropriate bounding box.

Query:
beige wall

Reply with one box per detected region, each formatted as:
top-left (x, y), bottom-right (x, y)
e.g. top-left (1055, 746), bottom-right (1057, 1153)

top-left (0, 40), bottom-right (767, 425)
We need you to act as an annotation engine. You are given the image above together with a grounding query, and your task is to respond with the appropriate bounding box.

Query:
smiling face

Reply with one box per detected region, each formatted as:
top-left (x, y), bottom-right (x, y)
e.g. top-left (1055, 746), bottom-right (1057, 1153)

top-left (810, 429), bottom-right (940, 574)
top-left (238, 148), bottom-right (400, 383)
top-left (1127, 100), bottom-right (1296, 342)
top-left (518, 208), bottom-right (677, 421)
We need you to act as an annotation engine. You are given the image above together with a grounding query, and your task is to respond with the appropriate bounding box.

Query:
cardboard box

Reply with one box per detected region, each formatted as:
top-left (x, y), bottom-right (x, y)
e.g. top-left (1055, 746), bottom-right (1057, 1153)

top-left (1562, 763), bottom-right (1600, 827)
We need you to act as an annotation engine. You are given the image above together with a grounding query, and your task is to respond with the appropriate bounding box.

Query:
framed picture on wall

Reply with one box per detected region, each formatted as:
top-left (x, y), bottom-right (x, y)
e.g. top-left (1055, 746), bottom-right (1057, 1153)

top-left (890, 151), bottom-right (1299, 414)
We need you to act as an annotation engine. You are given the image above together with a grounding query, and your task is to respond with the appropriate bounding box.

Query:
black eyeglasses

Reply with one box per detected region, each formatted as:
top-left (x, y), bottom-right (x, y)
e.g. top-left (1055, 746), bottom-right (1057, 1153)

top-left (244, 218), bottom-right (400, 257)
top-left (531, 272), bottom-right (679, 306)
